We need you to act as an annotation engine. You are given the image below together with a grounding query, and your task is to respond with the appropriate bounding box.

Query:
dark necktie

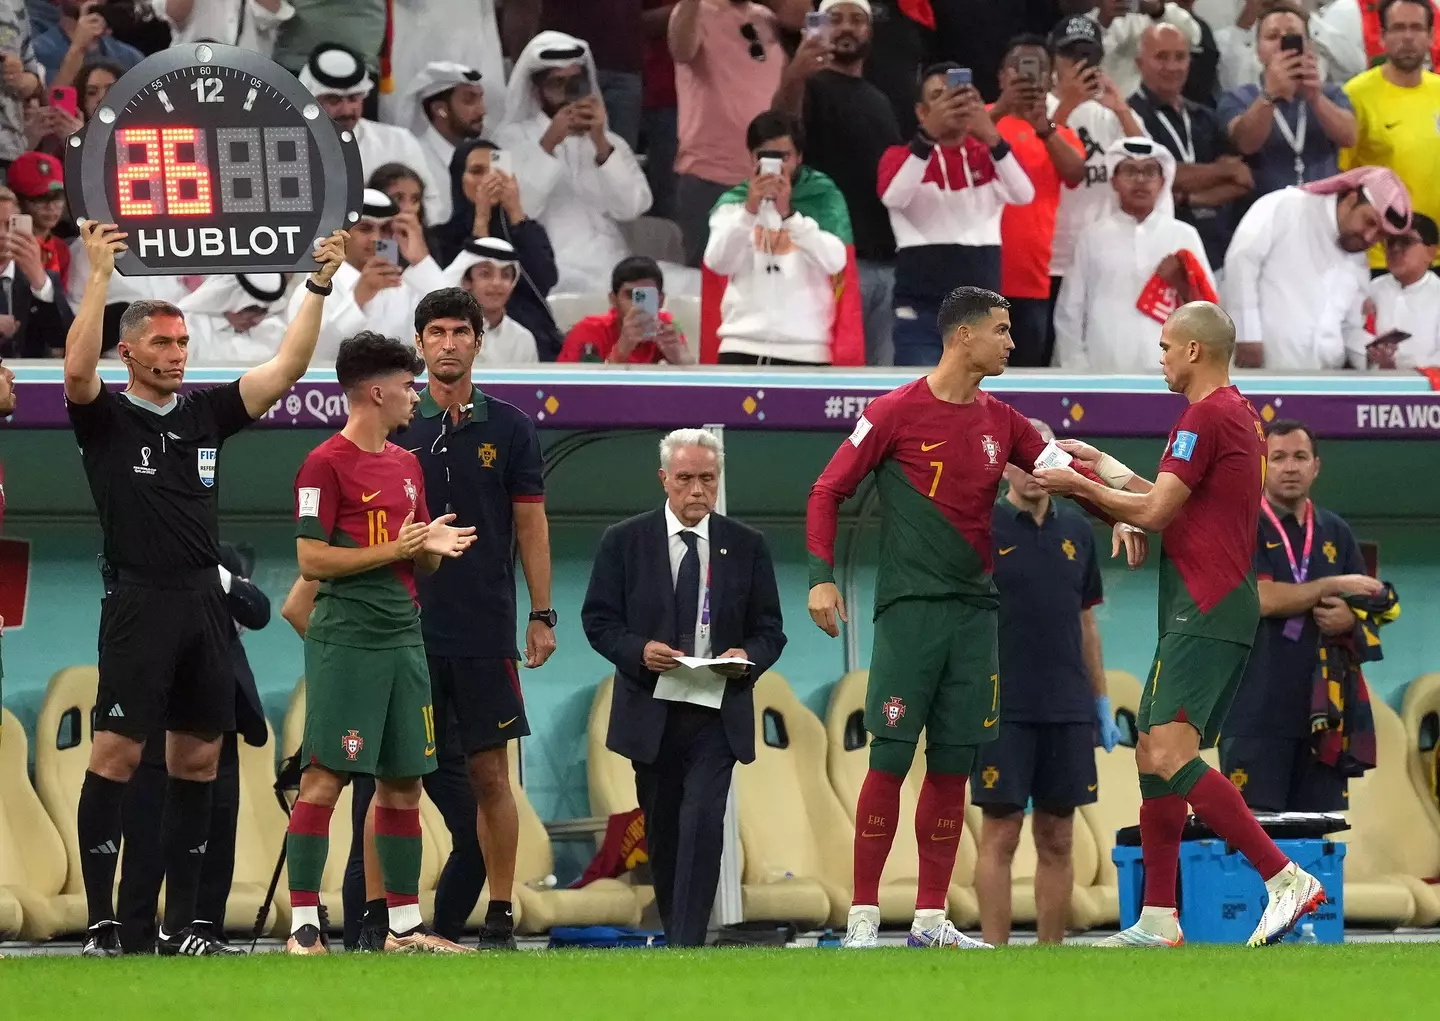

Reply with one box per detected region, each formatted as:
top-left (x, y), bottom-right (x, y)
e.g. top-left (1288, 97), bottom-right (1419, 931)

top-left (674, 530), bottom-right (700, 656)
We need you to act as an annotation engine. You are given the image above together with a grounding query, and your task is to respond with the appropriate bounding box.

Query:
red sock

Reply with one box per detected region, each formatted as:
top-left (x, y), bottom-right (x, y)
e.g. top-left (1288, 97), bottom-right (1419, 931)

top-left (852, 769), bottom-right (904, 906)
top-left (1139, 794), bottom-right (1187, 908)
top-left (914, 772), bottom-right (968, 911)
top-left (1186, 768), bottom-right (1289, 880)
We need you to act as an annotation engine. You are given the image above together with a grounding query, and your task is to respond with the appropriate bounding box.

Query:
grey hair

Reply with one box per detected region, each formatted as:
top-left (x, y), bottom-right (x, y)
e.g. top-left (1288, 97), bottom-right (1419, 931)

top-left (1028, 418), bottom-right (1055, 443)
top-left (659, 428), bottom-right (724, 472)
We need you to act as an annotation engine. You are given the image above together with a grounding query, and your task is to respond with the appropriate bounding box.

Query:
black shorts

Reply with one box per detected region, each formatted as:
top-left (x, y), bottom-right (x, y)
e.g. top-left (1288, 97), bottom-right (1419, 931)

top-left (427, 656), bottom-right (528, 755)
top-left (1218, 736), bottom-right (1348, 812)
top-left (96, 574), bottom-right (235, 739)
top-left (971, 721), bottom-right (1098, 815)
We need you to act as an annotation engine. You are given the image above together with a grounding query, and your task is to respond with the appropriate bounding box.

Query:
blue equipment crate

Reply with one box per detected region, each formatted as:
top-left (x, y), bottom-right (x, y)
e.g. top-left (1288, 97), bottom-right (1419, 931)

top-left (1113, 838), bottom-right (1344, 943)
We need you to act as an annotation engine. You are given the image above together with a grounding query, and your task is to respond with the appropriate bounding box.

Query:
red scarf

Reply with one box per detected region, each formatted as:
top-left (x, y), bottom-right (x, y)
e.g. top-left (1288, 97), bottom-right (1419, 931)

top-left (1361, 0), bottom-right (1440, 69)
top-left (898, 0), bottom-right (934, 30)
top-left (1135, 249), bottom-right (1220, 324)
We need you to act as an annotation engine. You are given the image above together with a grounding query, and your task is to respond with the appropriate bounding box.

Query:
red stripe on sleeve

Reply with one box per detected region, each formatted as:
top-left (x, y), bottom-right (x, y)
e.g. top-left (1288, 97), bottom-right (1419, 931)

top-left (876, 144), bottom-right (914, 198)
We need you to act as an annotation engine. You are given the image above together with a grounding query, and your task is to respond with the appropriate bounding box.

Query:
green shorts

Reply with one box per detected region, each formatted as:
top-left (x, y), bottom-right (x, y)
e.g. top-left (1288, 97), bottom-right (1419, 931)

top-left (303, 638), bottom-right (437, 780)
top-left (866, 598), bottom-right (1000, 747)
top-left (1139, 633), bottom-right (1253, 749)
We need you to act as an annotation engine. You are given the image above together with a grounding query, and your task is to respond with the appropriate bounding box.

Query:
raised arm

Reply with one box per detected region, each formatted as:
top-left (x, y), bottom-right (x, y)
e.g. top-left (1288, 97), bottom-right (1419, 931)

top-left (237, 230), bottom-right (346, 417)
top-left (668, 0), bottom-right (705, 64)
top-left (63, 221), bottom-right (128, 405)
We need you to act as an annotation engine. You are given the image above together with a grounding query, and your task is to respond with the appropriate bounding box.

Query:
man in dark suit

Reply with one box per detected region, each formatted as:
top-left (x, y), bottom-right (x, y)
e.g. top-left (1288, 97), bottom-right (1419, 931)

top-left (582, 428), bottom-right (786, 947)
top-left (116, 541), bottom-right (272, 953)
top-left (0, 185), bottom-right (71, 358)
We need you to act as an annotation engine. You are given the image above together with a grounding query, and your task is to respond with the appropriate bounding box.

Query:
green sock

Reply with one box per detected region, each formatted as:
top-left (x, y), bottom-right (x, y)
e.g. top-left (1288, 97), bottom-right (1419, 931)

top-left (286, 800), bottom-right (334, 905)
top-left (373, 806), bottom-right (423, 899)
top-left (1139, 772), bottom-right (1171, 799)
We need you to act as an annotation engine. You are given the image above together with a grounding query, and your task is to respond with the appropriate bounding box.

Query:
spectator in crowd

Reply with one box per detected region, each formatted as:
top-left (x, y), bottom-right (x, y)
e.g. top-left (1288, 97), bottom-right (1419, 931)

top-left (705, 110), bottom-right (848, 365)
top-left (1220, 4), bottom-right (1357, 199)
top-left (285, 189), bottom-right (445, 359)
top-left (863, 0), bottom-right (931, 136)
top-left (437, 139), bottom-right (563, 360)
top-left (495, 32), bottom-right (652, 296)
top-left (641, 0), bottom-right (680, 219)
top-left (559, 255), bottom-right (694, 363)
top-left (1045, 16), bottom-right (1147, 337)
top-left (272, 0), bottom-right (384, 78)
top-left (1349, 212), bottom-right (1440, 368)
top-left (299, 42), bottom-right (447, 226)
top-left (1204, 0), bottom-right (1266, 92)
top-left (8, 149), bottom-right (69, 288)
top-left (1342, 0), bottom-right (1440, 272)
top-left (1056, 0), bottom-right (1203, 98)
top-left (1311, 0), bottom-right (1440, 84)
top-left (400, 62), bottom-right (487, 226)
top-left (368, 163), bottom-right (439, 247)
top-left (179, 273), bottom-right (291, 365)
top-left (1054, 137), bottom-right (1216, 370)
top-left (444, 237), bottom-right (541, 365)
top-left (930, 0), bottom-right (1056, 102)
top-left (150, 0), bottom-right (293, 55)
top-left (0, 0), bottom-right (43, 168)
top-left (881, 62), bottom-right (1035, 366)
top-left (0, 183), bottom-right (68, 357)
top-left (380, 0), bottom-right (505, 131)
top-left (774, 0), bottom-right (903, 365)
top-left (989, 34), bottom-right (1086, 366)
top-left (1130, 22), bottom-right (1252, 272)
top-left (75, 55), bottom-right (120, 120)
top-left (1175, 0), bottom-right (1223, 106)
top-left (669, 0), bottom-right (785, 266)
top-left (36, 1), bottom-right (141, 88)
top-left (1224, 165), bottom-right (1411, 367)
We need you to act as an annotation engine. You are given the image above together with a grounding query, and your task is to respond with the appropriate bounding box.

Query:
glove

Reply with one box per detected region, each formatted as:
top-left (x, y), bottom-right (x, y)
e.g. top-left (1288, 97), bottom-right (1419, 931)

top-left (1096, 695), bottom-right (1122, 753)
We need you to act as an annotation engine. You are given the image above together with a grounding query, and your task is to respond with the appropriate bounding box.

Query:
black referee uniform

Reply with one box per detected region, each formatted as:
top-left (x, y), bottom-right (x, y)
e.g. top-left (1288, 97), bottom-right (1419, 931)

top-left (68, 380), bottom-right (254, 952)
top-left (342, 384), bottom-right (546, 945)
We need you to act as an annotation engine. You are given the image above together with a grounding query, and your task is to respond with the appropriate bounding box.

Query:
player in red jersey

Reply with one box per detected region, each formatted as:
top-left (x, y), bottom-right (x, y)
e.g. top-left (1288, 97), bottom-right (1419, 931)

top-left (807, 286), bottom-right (1146, 949)
top-left (285, 331), bottom-right (477, 955)
top-left (1037, 301), bottom-right (1324, 948)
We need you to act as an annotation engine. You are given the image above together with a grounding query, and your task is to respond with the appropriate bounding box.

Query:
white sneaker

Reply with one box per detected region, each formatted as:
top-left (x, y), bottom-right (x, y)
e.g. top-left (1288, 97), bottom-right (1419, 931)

top-left (842, 906), bottom-right (880, 949)
top-left (907, 919), bottom-right (992, 949)
top-left (1094, 922), bottom-right (1184, 948)
top-left (1248, 864), bottom-right (1326, 947)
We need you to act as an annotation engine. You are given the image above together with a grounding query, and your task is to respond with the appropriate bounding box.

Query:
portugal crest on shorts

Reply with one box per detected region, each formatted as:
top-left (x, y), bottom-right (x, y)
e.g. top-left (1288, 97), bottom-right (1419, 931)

top-left (342, 729), bottom-right (364, 761)
top-left (1228, 768), bottom-right (1248, 791)
top-left (981, 434), bottom-right (999, 465)
top-left (881, 696), bottom-right (906, 727)
top-left (981, 765), bottom-right (999, 789)
top-left (403, 477), bottom-right (417, 508)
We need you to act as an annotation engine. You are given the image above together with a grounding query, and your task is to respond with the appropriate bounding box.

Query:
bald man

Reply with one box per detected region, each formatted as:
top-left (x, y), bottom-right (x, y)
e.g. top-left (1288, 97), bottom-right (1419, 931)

top-left (1130, 23), bottom-right (1252, 270)
top-left (1034, 302), bottom-right (1326, 950)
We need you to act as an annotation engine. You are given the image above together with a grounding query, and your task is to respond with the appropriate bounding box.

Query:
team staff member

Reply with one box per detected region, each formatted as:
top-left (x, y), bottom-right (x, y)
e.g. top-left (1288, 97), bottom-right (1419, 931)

top-left (63, 221), bottom-right (346, 958)
top-left (1220, 419), bottom-right (1386, 811)
top-left (974, 418), bottom-right (1122, 947)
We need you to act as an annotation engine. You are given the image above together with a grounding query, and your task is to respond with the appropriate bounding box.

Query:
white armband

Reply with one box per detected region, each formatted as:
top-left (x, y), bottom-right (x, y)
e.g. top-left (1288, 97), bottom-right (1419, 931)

top-left (1096, 452), bottom-right (1136, 490)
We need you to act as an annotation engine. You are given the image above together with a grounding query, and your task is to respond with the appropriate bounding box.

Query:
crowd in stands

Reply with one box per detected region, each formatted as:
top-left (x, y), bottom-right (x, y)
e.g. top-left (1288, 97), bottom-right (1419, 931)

top-left (0, 0), bottom-right (1438, 372)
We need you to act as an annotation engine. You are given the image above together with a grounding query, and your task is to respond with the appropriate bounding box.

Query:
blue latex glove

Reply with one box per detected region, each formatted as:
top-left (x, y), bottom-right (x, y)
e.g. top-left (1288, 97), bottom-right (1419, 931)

top-left (1096, 695), bottom-right (1122, 753)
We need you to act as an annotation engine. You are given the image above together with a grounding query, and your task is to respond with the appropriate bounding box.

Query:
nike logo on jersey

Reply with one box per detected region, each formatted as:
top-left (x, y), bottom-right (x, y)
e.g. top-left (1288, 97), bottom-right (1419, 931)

top-left (361, 491), bottom-right (382, 503)
top-left (424, 744), bottom-right (437, 757)
top-left (920, 441), bottom-right (946, 451)
top-left (998, 546), bottom-right (1016, 555)
top-left (1266, 541), bottom-right (1282, 549)
top-left (983, 716), bottom-right (998, 727)
top-left (498, 716), bottom-right (519, 728)
top-left (1384, 120), bottom-right (1401, 129)
top-left (1087, 784), bottom-right (1098, 792)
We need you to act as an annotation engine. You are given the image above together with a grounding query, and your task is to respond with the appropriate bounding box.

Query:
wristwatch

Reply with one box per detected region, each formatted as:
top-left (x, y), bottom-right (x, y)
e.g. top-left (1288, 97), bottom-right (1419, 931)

top-left (529, 609), bottom-right (559, 628)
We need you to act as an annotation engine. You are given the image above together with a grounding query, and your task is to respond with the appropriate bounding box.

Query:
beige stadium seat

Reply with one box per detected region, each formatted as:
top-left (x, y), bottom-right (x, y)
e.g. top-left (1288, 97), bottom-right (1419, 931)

top-left (662, 295), bottom-right (701, 354)
top-left (1082, 670), bottom-right (1146, 926)
top-left (282, 677), bottom-right (355, 928)
top-left (512, 739), bottom-right (640, 934)
top-left (620, 215), bottom-right (685, 266)
top-left (0, 708), bottom-right (88, 938)
top-left (34, 666), bottom-right (101, 909)
top-left (547, 293), bottom-right (612, 336)
top-left (736, 672), bottom-right (853, 928)
top-left (585, 678), bottom-right (654, 921)
top-left (824, 669), bottom-right (980, 926)
top-left (1401, 673), bottom-right (1440, 834)
top-left (228, 723), bottom-right (290, 937)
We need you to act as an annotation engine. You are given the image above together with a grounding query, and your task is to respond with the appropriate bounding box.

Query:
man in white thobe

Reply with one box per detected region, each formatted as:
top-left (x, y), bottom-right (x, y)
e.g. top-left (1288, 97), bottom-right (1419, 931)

top-left (397, 62), bottom-right (488, 225)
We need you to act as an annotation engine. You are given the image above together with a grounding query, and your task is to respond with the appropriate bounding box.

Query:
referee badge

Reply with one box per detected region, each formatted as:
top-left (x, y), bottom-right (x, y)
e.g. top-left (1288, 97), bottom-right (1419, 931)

top-left (197, 448), bottom-right (217, 488)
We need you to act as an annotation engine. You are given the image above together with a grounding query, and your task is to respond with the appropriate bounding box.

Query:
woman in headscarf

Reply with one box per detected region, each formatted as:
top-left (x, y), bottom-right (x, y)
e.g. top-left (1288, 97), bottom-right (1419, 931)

top-left (436, 139), bottom-right (563, 359)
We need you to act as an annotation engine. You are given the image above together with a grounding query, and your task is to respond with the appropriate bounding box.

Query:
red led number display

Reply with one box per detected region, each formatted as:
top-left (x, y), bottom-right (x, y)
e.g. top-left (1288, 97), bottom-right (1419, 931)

top-left (113, 124), bottom-right (311, 218)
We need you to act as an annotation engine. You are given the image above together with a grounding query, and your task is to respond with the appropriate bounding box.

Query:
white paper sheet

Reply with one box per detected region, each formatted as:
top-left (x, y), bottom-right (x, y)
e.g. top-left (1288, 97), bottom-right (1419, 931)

top-left (655, 657), bottom-right (753, 709)
top-left (1033, 440), bottom-right (1073, 471)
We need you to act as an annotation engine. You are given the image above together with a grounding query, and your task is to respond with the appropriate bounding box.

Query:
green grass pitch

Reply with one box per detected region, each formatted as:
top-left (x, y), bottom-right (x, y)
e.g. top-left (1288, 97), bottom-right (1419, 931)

top-left (3, 944), bottom-right (1431, 1020)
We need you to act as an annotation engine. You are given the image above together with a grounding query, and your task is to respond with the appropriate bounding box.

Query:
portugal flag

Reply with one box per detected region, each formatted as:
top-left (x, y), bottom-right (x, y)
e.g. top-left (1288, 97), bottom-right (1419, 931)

top-left (699, 166), bottom-right (866, 366)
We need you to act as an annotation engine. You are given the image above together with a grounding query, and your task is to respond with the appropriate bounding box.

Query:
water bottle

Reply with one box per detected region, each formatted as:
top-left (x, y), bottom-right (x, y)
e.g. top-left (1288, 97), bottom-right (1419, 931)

top-left (1298, 922), bottom-right (1318, 944)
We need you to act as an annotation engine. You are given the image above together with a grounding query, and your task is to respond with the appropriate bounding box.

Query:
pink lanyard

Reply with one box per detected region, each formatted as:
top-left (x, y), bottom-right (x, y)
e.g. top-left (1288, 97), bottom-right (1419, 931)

top-left (1261, 499), bottom-right (1314, 583)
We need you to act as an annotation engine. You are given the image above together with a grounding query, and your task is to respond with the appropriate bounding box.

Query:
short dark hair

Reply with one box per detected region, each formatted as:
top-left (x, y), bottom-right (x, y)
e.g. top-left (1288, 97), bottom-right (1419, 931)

top-left (335, 331), bottom-right (425, 392)
top-left (611, 255), bottom-right (664, 295)
top-left (118, 299), bottom-right (184, 344)
top-left (1379, 0), bottom-right (1433, 28)
top-left (1264, 418), bottom-right (1318, 455)
top-left (1003, 33), bottom-right (1048, 60)
top-left (414, 287), bottom-right (484, 338)
top-left (938, 286), bottom-right (1010, 338)
top-left (368, 162), bottom-right (425, 196)
top-left (1256, 1), bottom-right (1310, 34)
top-left (918, 61), bottom-right (961, 101)
top-left (745, 109), bottom-right (804, 153)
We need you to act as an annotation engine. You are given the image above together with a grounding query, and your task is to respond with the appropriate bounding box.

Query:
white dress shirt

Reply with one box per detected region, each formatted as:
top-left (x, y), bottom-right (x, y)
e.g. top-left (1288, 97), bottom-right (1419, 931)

top-left (666, 503), bottom-right (711, 660)
top-left (150, 0), bottom-right (294, 55)
top-left (1054, 209), bottom-right (1215, 372)
top-left (1, 259), bottom-right (53, 304)
top-left (1348, 271), bottom-right (1440, 369)
top-left (1223, 187), bottom-right (1368, 369)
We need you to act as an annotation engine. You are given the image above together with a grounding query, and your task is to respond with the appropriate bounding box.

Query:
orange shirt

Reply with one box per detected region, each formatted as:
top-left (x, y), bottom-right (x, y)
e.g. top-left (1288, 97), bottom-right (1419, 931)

top-left (995, 113), bottom-right (1082, 300)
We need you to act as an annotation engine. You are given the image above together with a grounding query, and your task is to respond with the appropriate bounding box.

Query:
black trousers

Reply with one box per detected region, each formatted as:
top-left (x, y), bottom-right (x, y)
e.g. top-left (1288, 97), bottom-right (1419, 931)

top-left (117, 732), bottom-right (240, 953)
top-left (632, 702), bottom-right (737, 948)
top-left (341, 748), bottom-right (486, 946)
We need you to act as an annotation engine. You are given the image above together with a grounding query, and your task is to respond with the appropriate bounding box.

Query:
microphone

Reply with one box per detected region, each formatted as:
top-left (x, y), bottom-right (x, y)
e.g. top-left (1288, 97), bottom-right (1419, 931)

top-left (123, 352), bottom-right (167, 377)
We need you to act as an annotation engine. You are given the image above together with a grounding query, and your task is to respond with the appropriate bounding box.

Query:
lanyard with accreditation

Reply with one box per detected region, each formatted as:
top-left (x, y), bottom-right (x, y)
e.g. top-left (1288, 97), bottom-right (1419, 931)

top-left (1261, 498), bottom-right (1314, 641)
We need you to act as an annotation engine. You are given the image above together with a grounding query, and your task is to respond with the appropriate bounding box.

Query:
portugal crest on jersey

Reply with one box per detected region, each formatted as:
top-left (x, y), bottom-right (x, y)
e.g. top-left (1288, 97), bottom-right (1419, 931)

top-left (404, 477), bottom-right (417, 508)
top-left (342, 729), bottom-right (364, 761)
top-left (881, 696), bottom-right (906, 727)
top-left (981, 434), bottom-right (999, 465)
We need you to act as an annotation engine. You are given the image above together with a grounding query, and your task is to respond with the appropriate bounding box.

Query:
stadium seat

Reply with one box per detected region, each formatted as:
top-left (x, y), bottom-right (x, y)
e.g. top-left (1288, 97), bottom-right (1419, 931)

top-left (663, 295), bottom-right (701, 355)
top-left (281, 677), bottom-right (355, 929)
top-left (33, 666), bottom-right (101, 912)
top-left (227, 722), bottom-right (290, 937)
top-left (620, 216), bottom-right (685, 266)
top-left (512, 739), bottom-right (641, 934)
top-left (823, 669), bottom-right (981, 926)
top-left (1081, 670), bottom-right (1146, 927)
top-left (1400, 673), bottom-right (1440, 833)
top-left (585, 677), bottom-right (656, 921)
top-left (736, 672), bottom-right (854, 928)
top-left (546, 293), bottom-right (612, 336)
top-left (0, 707), bottom-right (87, 938)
